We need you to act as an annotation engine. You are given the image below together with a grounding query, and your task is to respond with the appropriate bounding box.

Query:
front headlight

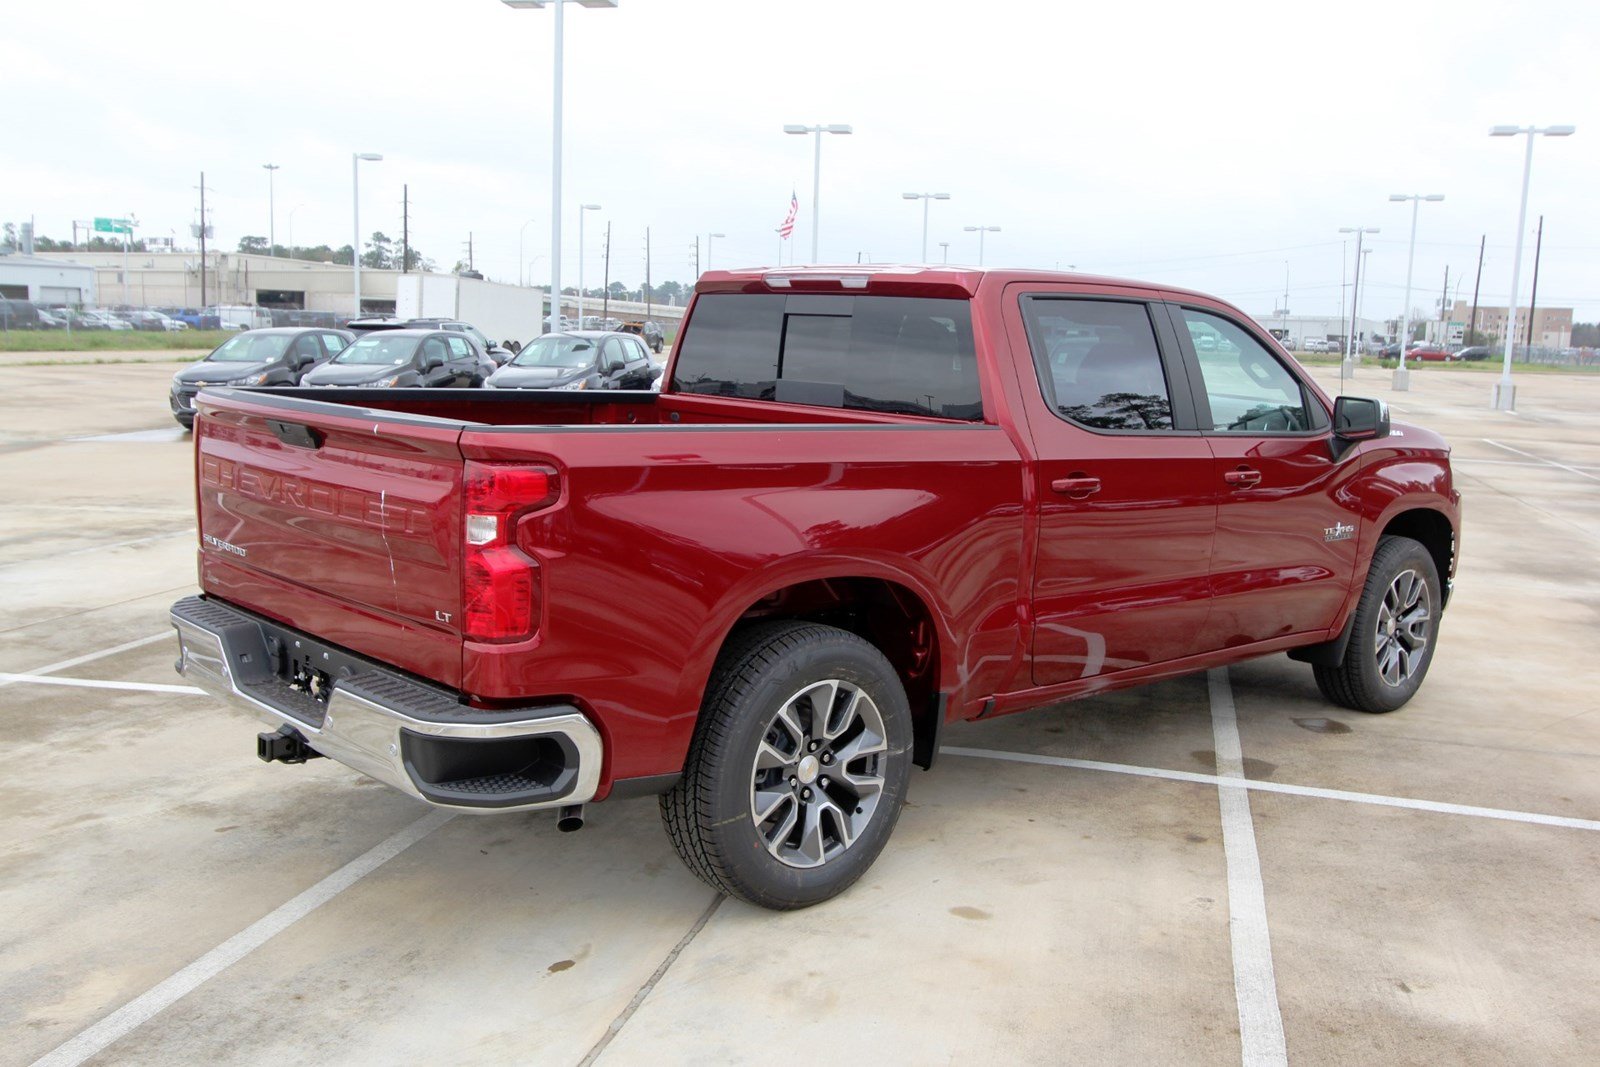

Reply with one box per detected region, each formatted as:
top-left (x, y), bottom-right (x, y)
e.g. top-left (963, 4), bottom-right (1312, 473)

top-left (373, 375), bottom-right (403, 387)
top-left (238, 372), bottom-right (269, 386)
top-left (171, 372), bottom-right (184, 386)
top-left (555, 379), bottom-right (588, 391)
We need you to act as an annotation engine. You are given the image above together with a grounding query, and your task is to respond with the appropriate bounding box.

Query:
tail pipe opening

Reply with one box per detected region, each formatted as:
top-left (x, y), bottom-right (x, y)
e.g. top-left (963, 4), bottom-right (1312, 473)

top-left (557, 804), bottom-right (585, 832)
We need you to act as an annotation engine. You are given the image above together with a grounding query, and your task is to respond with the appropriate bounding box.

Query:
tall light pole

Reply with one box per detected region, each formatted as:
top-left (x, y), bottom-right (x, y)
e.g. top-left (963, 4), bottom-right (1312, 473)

top-left (901, 192), bottom-right (950, 262)
top-left (287, 203), bottom-right (307, 260)
top-left (518, 218), bottom-right (539, 286)
top-left (351, 152), bottom-right (382, 318)
top-left (1388, 193), bottom-right (1445, 391)
top-left (1338, 226), bottom-right (1379, 364)
top-left (503, 0), bottom-right (618, 331)
top-left (939, 241), bottom-right (949, 264)
top-left (706, 232), bottom-right (725, 270)
top-left (262, 163), bottom-right (280, 256)
top-left (783, 123), bottom-right (853, 263)
top-left (1488, 124), bottom-right (1576, 411)
top-left (963, 225), bottom-right (1000, 266)
top-left (577, 203), bottom-right (600, 324)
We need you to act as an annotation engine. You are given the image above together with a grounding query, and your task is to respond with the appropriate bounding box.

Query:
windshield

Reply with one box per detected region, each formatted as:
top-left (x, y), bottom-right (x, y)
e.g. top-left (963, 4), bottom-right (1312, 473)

top-left (512, 336), bottom-right (595, 369)
top-left (333, 335), bottom-right (419, 365)
top-left (208, 333), bottom-right (293, 363)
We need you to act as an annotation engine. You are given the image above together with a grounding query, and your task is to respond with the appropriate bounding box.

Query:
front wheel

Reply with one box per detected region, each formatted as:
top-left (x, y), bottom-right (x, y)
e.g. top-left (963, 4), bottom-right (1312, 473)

top-left (1314, 535), bottom-right (1442, 713)
top-left (660, 621), bottom-right (913, 910)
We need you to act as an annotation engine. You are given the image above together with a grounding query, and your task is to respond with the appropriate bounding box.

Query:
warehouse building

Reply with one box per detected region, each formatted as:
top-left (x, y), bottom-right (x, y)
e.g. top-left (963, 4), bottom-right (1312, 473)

top-left (0, 253), bottom-right (96, 306)
top-left (1248, 312), bottom-right (1387, 350)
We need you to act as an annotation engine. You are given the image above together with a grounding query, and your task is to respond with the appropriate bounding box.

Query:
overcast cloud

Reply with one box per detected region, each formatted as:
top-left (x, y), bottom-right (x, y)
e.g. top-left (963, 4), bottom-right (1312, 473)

top-left (4, 0), bottom-right (1597, 320)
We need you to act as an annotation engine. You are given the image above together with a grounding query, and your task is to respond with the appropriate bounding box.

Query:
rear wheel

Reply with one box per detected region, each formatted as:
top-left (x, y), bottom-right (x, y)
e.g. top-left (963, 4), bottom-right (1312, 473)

top-left (1314, 535), bottom-right (1441, 713)
top-left (660, 621), bottom-right (913, 910)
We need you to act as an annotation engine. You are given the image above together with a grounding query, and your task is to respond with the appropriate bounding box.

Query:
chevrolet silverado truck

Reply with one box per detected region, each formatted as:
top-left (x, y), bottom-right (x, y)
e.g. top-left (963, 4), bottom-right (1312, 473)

top-left (171, 266), bottom-right (1460, 910)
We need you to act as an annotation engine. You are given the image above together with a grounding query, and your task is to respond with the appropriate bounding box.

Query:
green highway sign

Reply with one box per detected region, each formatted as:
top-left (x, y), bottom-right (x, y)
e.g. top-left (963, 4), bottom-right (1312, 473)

top-left (93, 217), bottom-right (133, 234)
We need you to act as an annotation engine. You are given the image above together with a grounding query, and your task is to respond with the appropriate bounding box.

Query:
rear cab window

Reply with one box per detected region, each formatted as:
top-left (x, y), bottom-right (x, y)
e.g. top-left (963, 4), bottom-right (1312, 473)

top-left (671, 294), bottom-right (982, 420)
top-left (1019, 297), bottom-right (1185, 432)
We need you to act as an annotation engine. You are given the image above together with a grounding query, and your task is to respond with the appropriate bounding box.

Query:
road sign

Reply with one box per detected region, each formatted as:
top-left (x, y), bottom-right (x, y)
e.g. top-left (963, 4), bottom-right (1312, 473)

top-left (1447, 320), bottom-right (1465, 344)
top-left (94, 217), bottom-right (133, 234)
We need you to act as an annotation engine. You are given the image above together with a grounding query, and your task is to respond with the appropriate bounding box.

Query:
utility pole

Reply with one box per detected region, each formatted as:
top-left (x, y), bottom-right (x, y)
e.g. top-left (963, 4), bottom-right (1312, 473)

top-left (1468, 234), bottom-right (1485, 345)
top-left (692, 236), bottom-right (700, 279)
top-left (644, 227), bottom-right (652, 320)
top-left (1338, 240), bottom-right (1348, 352)
top-left (401, 185), bottom-right (410, 273)
top-left (198, 171), bottom-right (208, 307)
top-left (1525, 215), bottom-right (1544, 353)
top-left (1439, 265), bottom-right (1449, 327)
top-left (602, 221), bottom-right (611, 323)
top-left (462, 232), bottom-right (474, 272)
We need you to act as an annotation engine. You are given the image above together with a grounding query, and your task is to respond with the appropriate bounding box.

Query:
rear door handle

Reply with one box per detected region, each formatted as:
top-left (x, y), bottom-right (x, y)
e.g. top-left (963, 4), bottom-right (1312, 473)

top-left (1051, 476), bottom-right (1102, 498)
top-left (1224, 467), bottom-right (1262, 488)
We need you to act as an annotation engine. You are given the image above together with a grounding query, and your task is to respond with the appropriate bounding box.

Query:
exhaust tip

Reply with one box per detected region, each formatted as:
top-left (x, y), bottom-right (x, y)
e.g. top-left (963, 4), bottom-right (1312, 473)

top-left (556, 804), bottom-right (585, 833)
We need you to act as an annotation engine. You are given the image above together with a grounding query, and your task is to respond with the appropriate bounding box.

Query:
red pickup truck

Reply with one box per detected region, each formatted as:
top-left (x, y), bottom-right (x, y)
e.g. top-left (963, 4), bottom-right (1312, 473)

top-left (172, 266), bottom-right (1460, 909)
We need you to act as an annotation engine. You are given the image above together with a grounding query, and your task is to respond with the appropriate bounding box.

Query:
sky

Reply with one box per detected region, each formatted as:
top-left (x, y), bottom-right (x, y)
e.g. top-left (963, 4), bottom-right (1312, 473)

top-left (4, 0), bottom-right (1598, 322)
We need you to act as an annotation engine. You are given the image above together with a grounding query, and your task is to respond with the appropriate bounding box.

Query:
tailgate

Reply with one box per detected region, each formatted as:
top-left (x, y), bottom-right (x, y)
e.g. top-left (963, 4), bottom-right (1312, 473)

top-left (194, 390), bottom-right (468, 688)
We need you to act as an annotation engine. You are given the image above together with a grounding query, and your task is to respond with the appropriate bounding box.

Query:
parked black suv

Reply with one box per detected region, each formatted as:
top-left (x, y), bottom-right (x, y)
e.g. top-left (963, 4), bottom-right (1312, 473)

top-left (170, 327), bottom-right (353, 429)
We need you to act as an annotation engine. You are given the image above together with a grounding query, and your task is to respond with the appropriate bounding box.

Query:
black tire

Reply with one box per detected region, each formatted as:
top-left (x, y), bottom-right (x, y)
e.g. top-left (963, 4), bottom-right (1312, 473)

top-left (1314, 535), bottom-right (1441, 713)
top-left (660, 620), bottom-right (913, 910)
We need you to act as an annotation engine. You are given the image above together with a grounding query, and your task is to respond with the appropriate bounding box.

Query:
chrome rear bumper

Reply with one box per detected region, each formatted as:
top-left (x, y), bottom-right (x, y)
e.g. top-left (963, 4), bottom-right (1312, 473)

top-left (171, 596), bottom-right (602, 813)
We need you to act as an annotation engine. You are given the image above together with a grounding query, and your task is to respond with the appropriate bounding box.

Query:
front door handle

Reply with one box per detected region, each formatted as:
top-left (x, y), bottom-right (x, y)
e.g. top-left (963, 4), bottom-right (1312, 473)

top-left (1224, 467), bottom-right (1262, 488)
top-left (1051, 475), bottom-right (1102, 498)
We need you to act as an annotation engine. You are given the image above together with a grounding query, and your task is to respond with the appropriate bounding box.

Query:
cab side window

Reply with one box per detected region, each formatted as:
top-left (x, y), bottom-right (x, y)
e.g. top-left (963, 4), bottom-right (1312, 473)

top-left (446, 336), bottom-right (472, 358)
top-left (1180, 309), bottom-right (1318, 433)
top-left (1023, 298), bottom-right (1174, 431)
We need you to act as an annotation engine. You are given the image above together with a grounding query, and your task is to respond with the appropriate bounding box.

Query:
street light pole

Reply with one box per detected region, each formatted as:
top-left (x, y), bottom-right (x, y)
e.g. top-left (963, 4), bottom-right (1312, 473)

top-left (902, 192), bottom-right (950, 262)
top-left (784, 123), bottom-right (853, 263)
top-left (1488, 124), bottom-right (1575, 411)
top-left (262, 163), bottom-right (279, 256)
top-left (939, 241), bottom-right (949, 264)
top-left (1338, 226), bottom-right (1379, 371)
top-left (1388, 193), bottom-right (1445, 391)
top-left (287, 203), bottom-right (306, 260)
top-left (518, 218), bottom-right (538, 287)
top-left (577, 203), bottom-right (600, 324)
top-left (351, 152), bottom-right (382, 318)
top-left (504, 0), bottom-right (618, 331)
top-left (706, 232), bottom-right (725, 271)
top-left (963, 225), bottom-right (1000, 266)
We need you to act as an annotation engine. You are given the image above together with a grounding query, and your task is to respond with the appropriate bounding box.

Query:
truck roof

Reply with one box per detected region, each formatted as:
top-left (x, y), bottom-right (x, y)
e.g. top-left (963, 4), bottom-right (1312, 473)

top-left (695, 265), bottom-right (1213, 302)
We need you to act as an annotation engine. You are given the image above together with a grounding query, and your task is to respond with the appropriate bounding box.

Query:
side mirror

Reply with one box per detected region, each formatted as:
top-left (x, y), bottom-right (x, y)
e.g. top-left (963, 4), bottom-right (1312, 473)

top-left (605, 359), bottom-right (625, 374)
top-left (423, 352), bottom-right (444, 370)
top-left (1333, 396), bottom-right (1390, 441)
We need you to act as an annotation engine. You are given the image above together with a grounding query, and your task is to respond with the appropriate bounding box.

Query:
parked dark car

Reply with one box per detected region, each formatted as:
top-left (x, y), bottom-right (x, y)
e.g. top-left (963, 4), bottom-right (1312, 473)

top-left (402, 318), bottom-right (514, 364)
top-left (1456, 345), bottom-right (1491, 361)
top-left (619, 319), bottom-right (665, 353)
top-left (159, 307), bottom-right (224, 330)
top-left (0, 299), bottom-right (50, 329)
top-left (484, 331), bottom-right (661, 391)
top-left (300, 329), bottom-right (488, 389)
top-left (170, 327), bottom-right (354, 429)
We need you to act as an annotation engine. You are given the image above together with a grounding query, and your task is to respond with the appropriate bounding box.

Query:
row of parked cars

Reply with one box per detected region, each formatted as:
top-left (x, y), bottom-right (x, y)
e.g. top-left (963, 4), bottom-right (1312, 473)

top-left (168, 319), bottom-right (664, 429)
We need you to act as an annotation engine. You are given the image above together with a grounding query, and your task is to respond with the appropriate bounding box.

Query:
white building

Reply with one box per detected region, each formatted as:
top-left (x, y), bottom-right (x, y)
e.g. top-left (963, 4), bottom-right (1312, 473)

top-left (1249, 312), bottom-right (1387, 349)
top-left (0, 253), bottom-right (96, 306)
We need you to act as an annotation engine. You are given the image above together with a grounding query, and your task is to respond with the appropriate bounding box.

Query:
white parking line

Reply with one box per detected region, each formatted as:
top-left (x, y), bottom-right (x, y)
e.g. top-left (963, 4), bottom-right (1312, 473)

top-left (1208, 668), bottom-right (1288, 1067)
top-left (1482, 438), bottom-right (1600, 483)
top-left (940, 749), bottom-right (1600, 832)
top-left (0, 631), bottom-right (170, 689)
top-left (1454, 457), bottom-right (1600, 472)
top-left (0, 673), bottom-right (203, 695)
top-left (30, 809), bottom-right (454, 1067)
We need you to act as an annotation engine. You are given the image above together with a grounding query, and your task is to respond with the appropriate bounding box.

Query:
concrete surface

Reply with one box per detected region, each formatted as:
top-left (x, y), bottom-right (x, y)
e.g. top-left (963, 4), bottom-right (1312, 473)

top-left (2, 361), bottom-right (1597, 1065)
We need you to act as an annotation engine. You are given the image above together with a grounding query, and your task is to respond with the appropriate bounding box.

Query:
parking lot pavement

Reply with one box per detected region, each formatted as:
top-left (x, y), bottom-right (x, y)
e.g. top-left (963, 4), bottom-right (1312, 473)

top-left (4, 362), bottom-right (1599, 1065)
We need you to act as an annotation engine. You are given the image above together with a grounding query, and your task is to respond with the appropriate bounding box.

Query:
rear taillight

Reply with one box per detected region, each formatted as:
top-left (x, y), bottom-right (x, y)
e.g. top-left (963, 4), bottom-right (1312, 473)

top-left (462, 462), bottom-right (559, 641)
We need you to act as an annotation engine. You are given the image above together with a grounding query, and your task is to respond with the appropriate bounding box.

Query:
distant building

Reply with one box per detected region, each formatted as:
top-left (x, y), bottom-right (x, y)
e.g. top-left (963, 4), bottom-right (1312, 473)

top-left (0, 253), bottom-right (96, 305)
top-left (1249, 312), bottom-right (1386, 348)
top-left (1448, 300), bottom-right (1572, 348)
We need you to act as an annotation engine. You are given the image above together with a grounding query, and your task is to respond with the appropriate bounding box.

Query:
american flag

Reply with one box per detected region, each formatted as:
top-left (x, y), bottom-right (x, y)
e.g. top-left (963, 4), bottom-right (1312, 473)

top-left (778, 190), bottom-right (799, 239)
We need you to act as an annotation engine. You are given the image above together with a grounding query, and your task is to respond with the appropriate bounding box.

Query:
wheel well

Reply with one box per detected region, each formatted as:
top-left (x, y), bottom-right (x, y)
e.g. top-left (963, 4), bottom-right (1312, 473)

top-left (1380, 509), bottom-right (1455, 603)
top-left (732, 577), bottom-right (942, 766)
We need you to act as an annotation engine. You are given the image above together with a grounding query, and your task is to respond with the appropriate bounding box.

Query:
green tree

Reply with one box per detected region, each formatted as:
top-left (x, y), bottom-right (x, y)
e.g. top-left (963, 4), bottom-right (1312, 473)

top-left (238, 235), bottom-right (269, 254)
top-left (362, 231), bottom-right (394, 270)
